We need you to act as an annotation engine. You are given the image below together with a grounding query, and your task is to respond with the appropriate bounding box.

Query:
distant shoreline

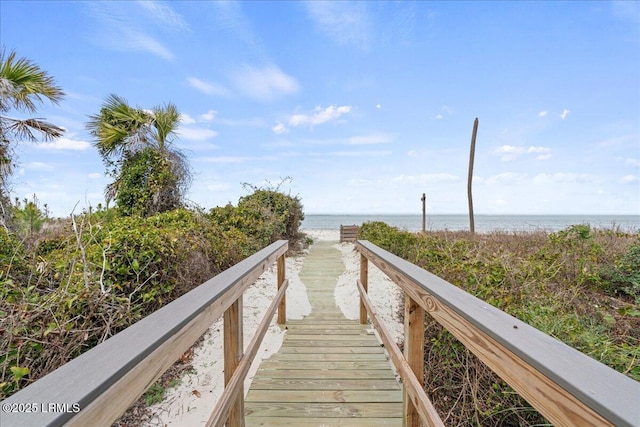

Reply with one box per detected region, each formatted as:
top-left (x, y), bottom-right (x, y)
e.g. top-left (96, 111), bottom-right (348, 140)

top-left (302, 214), bottom-right (640, 232)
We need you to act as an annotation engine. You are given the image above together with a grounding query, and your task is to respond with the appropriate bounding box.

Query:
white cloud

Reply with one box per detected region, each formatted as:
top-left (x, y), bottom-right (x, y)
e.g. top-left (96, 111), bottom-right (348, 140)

top-left (88, 172), bottom-right (103, 179)
top-left (391, 173), bottom-right (460, 184)
top-left (199, 110), bottom-right (217, 122)
top-left (495, 145), bottom-right (551, 161)
top-left (538, 111), bottom-right (548, 117)
top-left (347, 133), bottom-right (393, 145)
top-left (533, 173), bottom-right (599, 185)
top-left (38, 137), bottom-right (91, 151)
top-left (187, 77), bottom-right (230, 96)
top-left (560, 108), bottom-right (570, 120)
top-left (177, 127), bottom-right (219, 141)
top-left (435, 114), bottom-right (443, 120)
top-left (201, 156), bottom-right (254, 163)
top-left (25, 162), bottom-right (53, 170)
top-left (88, 2), bottom-right (175, 61)
top-left (231, 65), bottom-right (299, 100)
top-left (619, 174), bottom-right (638, 184)
top-left (624, 158), bottom-right (640, 168)
top-left (137, 1), bottom-right (188, 31)
top-left (180, 113), bottom-right (196, 125)
top-left (124, 30), bottom-right (174, 60)
top-left (272, 122), bottom-right (289, 135)
top-left (376, 104), bottom-right (382, 109)
top-left (289, 105), bottom-right (352, 127)
top-left (484, 172), bottom-right (527, 185)
top-left (305, 2), bottom-right (372, 49)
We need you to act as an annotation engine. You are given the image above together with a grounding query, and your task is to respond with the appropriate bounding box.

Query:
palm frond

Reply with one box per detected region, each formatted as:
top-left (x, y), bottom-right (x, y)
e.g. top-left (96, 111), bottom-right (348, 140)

top-left (86, 94), bottom-right (153, 159)
top-left (2, 115), bottom-right (64, 143)
top-left (0, 49), bottom-right (65, 113)
top-left (152, 102), bottom-right (180, 151)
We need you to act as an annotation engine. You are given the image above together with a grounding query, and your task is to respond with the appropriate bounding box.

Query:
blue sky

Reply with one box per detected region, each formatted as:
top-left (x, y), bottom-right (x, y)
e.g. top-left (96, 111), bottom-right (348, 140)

top-left (2, 1), bottom-right (639, 216)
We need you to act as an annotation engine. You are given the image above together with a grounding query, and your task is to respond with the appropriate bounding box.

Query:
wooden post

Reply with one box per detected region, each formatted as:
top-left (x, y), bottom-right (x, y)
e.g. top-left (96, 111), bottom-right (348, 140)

top-left (359, 253), bottom-right (368, 324)
top-left (421, 193), bottom-right (426, 233)
top-left (403, 295), bottom-right (425, 427)
top-left (224, 297), bottom-right (244, 427)
top-left (277, 254), bottom-right (286, 325)
top-left (468, 118), bottom-right (478, 234)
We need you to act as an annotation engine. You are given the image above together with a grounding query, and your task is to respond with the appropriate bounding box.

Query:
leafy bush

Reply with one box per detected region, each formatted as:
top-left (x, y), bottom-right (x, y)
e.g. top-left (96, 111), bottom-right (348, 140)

top-left (601, 243), bottom-right (640, 304)
top-left (359, 222), bottom-right (639, 426)
top-left (208, 185), bottom-right (305, 252)
top-left (0, 208), bottom-right (257, 399)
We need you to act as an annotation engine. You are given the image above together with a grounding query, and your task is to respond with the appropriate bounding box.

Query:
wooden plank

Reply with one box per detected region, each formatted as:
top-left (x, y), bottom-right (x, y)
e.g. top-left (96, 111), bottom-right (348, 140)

top-left (223, 297), bottom-right (244, 427)
top-left (267, 353), bottom-right (389, 362)
top-left (253, 369), bottom-right (397, 380)
top-left (258, 361), bottom-right (395, 371)
top-left (244, 402), bottom-right (402, 418)
top-left (206, 279), bottom-right (289, 427)
top-left (248, 378), bottom-right (401, 391)
top-left (285, 334), bottom-right (375, 341)
top-left (357, 240), bottom-right (640, 427)
top-left (246, 390), bottom-right (403, 403)
top-left (360, 253), bottom-right (369, 324)
top-left (244, 416), bottom-right (401, 426)
top-left (282, 340), bottom-right (383, 347)
top-left (357, 280), bottom-right (443, 427)
top-left (277, 254), bottom-right (286, 324)
top-left (403, 294), bottom-right (426, 427)
top-left (285, 329), bottom-right (367, 335)
top-left (278, 346), bottom-right (385, 354)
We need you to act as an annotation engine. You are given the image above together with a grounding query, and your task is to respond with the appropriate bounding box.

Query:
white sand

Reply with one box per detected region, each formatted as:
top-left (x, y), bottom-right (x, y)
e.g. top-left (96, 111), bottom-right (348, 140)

top-left (144, 229), bottom-right (403, 426)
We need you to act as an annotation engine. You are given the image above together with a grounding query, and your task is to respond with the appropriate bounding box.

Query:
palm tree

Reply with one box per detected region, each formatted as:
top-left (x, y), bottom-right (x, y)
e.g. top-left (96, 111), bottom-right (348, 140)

top-left (87, 95), bottom-right (191, 216)
top-left (0, 49), bottom-right (64, 228)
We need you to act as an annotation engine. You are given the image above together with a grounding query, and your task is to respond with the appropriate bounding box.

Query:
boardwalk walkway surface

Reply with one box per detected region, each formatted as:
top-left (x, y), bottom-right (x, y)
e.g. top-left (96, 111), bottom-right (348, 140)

top-left (244, 240), bottom-right (403, 426)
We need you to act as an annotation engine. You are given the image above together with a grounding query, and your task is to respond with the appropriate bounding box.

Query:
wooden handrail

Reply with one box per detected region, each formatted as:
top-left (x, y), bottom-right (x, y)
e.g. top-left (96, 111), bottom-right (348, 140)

top-left (1, 240), bottom-right (288, 427)
top-left (357, 279), bottom-right (443, 427)
top-left (356, 240), bottom-right (640, 427)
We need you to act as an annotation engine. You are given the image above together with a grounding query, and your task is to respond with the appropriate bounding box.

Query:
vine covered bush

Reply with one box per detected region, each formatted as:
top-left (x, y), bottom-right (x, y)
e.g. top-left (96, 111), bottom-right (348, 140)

top-left (207, 183), bottom-right (305, 252)
top-left (1, 186), bottom-right (306, 399)
top-left (359, 221), bottom-right (639, 426)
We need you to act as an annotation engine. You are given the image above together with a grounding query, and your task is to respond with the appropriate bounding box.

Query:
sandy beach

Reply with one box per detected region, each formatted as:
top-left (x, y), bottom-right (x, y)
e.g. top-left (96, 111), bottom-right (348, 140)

top-left (144, 229), bottom-right (403, 426)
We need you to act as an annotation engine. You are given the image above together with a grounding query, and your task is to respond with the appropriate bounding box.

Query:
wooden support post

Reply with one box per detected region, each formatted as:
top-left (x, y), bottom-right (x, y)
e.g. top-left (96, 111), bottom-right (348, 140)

top-left (359, 253), bottom-right (369, 324)
top-left (403, 294), bottom-right (425, 427)
top-left (421, 193), bottom-right (426, 233)
top-left (467, 118), bottom-right (478, 234)
top-left (277, 254), bottom-right (286, 325)
top-left (224, 298), bottom-right (244, 427)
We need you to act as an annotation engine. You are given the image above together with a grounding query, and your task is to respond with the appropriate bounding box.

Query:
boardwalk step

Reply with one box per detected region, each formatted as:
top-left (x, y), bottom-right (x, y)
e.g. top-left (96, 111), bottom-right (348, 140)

top-left (245, 240), bottom-right (402, 426)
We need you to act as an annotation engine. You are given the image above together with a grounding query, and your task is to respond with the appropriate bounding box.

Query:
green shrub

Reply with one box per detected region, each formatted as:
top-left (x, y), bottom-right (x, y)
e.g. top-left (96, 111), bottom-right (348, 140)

top-left (208, 186), bottom-right (305, 252)
top-left (361, 222), bottom-right (639, 426)
top-left (601, 243), bottom-right (640, 304)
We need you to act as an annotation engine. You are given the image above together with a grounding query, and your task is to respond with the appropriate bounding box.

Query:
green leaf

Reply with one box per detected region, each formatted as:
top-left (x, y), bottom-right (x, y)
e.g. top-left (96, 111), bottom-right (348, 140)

top-left (10, 366), bottom-right (30, 381)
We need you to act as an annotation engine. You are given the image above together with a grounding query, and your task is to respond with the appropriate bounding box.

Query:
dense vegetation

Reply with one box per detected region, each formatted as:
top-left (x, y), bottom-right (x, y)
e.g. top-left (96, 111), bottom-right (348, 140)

top-left (359, 221), bottom-right (639, 426)
top-left (0, 188), bottom-right (306, 400)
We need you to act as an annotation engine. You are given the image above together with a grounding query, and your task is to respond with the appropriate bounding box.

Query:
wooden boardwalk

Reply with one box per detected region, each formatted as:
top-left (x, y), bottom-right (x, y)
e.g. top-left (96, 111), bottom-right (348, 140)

top-left (244, 241), bottom-right (403, 426)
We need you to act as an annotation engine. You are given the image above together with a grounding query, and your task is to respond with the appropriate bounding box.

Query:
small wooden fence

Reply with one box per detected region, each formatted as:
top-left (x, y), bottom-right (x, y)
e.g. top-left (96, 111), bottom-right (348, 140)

top-left (340, 224), bottom-right (359, 242)
top-left (1, 240), bottom-right (289, 427)
top-left (356, 240), bottom-right (640, 427)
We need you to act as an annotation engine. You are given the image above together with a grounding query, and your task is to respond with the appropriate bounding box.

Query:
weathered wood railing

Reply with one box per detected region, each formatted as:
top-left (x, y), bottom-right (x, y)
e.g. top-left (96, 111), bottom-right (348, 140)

top-left (1, 240), bottom-right (289, 427)
top-left (356, 240), bottom-right (640, 427)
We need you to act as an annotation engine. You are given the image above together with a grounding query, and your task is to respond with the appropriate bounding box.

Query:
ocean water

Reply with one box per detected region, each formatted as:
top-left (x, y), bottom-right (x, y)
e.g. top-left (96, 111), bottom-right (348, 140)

top-left (301, 214), bottom-right (640, 233)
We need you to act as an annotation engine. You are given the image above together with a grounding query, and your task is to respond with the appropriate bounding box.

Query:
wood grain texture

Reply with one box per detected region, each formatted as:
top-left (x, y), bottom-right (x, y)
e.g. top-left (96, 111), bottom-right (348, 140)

top-left (357, 280), bottom-right (444, 427)
top-left (224, 297), bottom-right (244, 427)
top-left (245, 240), bottom-right (403, 427)
top-left (403, 294), bottom-right (426, 427)
top-left (357, 240), bottom-right (640, 427)
top-left (206, 279), bottom-right (289, 427)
